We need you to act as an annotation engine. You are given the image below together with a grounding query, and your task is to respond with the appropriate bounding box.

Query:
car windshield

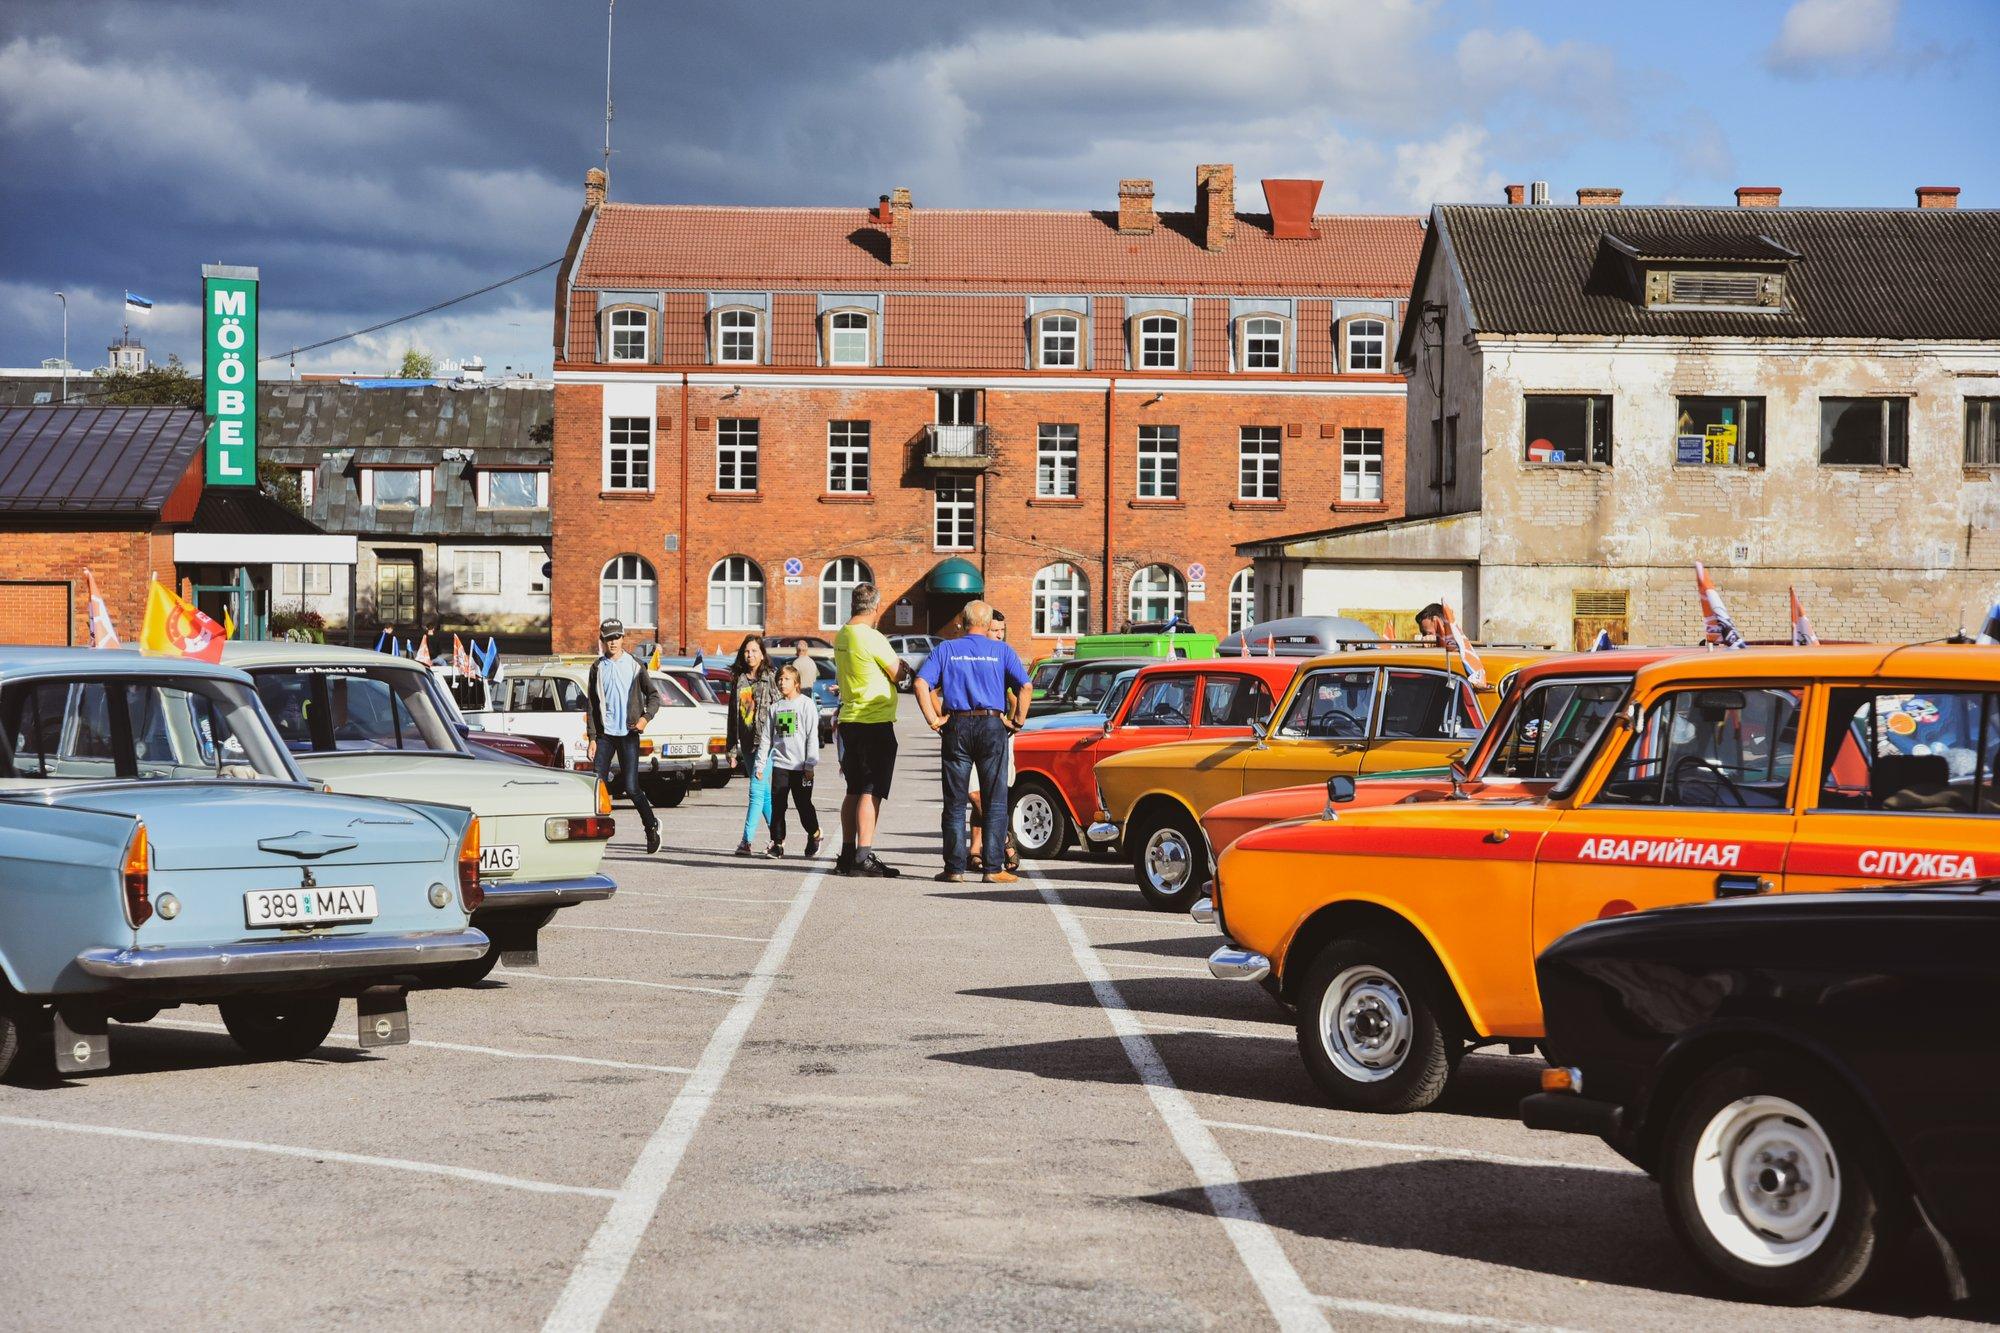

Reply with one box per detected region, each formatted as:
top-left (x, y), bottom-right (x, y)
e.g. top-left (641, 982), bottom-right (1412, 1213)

top-left (1483, 678), bottom-right (1630, 780)
top-left (1, 675), bottom-right (297, 784)
top-left (670, 670), bottom-right (720, 705)
top-left (250, 664), bottom-right (464, 755)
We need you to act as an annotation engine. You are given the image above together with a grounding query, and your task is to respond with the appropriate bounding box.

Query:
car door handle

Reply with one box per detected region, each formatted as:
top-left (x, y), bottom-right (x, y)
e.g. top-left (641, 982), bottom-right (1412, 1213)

top-left (1715, 874), bottom-right (1773, 898)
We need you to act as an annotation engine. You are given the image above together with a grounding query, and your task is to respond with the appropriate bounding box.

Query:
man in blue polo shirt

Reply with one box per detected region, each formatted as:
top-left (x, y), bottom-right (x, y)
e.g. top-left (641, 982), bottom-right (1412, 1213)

top-left (914, 600), bottom-right (1031, 883)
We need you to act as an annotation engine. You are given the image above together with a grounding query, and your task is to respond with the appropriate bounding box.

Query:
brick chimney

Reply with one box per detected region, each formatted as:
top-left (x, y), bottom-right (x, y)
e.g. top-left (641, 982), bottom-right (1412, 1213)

top-left (888, 187), bottom-right (912, 266)
top-left (1504, 183), bottom-right (1526, 205)
top-left (1735, 185), bottom-right (1782, 208)
top-left (585, 167), bottom-right (606, 208)
top-left (1576, 186), bottom-right (1622, 207)
top-left (1261, 179), bottom-right (1323, 239)
top-left (1195, 163), bottom-right (1235, 251)
top-left (1118, 179), bottom-right (1156, 234)
top-left (1916, 185), bottom-right (1961, 210)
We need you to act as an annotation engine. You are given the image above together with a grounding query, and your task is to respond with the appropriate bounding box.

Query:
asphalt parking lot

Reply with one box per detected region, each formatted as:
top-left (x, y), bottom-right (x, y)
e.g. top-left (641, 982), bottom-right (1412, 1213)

top-left (2, 714), bottom-right (1992, 1331)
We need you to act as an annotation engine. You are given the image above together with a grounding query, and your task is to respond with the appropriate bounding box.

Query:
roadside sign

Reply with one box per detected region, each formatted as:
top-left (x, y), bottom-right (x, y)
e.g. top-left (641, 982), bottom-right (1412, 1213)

top-left (783, 557), bottom-right (803, 576)
top-left (1188, 562), bottom-right (1207, 581)
top-left (894, 601), bottom-right (914, 627)
top-left (202, 264), bottom-right (259, 486)
top-left (1188, 580), bottom-right (1207, 593)
top-left (784, 575), bottom-right (802, 586)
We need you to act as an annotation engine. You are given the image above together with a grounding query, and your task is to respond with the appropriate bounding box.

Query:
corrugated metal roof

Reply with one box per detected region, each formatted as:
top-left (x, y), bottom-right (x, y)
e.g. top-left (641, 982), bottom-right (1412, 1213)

top-left (260, 383), bottom-right (552, 452)
top-left (1602, 231), bottom-right (1798, 262)
top-left (1435, 204), bottom-right (2000, 340)
top-left (0, 405), bottom-right (204, 518)
top-left (167, 486), bottom-right (325, 536)
top-left (577, 204), bottom-right (1422, 297)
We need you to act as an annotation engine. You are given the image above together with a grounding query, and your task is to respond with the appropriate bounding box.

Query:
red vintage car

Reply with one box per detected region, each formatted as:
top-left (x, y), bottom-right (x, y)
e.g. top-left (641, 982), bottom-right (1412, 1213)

top-left (1197, 649), bottom-right (1682, 857)
top-left (1009, 657), bottom-right (1299, 860)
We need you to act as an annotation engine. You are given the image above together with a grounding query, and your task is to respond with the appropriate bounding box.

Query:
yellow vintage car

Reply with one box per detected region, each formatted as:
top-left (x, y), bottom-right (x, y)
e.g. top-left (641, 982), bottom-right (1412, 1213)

top-left (1205, 644), bottom-right (2000, 1113)
top-left (1088, 645), bottom-right (1548, 908)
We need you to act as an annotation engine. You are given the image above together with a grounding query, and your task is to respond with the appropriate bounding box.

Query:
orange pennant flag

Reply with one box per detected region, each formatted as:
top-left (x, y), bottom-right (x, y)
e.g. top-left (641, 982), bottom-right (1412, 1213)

top-left (138, 579), bottom-right (225, 662)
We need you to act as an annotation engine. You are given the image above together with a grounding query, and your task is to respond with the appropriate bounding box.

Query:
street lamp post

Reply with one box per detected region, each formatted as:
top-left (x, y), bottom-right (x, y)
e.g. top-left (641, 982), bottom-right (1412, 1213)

top-left (53, 291), bottom-right (68, 403)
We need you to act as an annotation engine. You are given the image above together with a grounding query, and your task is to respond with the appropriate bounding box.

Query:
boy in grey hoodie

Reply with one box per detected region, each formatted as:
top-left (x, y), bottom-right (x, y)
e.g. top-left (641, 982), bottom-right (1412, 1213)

top-left (760, 663), bottom-right (822, 858)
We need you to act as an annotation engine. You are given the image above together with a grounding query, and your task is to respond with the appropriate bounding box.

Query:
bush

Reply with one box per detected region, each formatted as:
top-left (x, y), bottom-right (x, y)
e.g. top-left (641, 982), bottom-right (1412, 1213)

top-left (269, 604), bottom-right (327, 643)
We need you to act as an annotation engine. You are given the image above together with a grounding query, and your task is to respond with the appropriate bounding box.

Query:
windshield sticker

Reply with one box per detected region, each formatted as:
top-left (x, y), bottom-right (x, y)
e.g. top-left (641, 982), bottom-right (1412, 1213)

top-left (1576, 836), bottom-right (1742, 868)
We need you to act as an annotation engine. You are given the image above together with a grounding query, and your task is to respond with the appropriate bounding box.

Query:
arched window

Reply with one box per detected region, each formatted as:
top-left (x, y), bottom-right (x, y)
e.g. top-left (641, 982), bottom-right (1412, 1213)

top-left (1344, 316), bottom-right (1388, 372)
top-left (1228, 569), bottom-right (1256, 634)
top-left (1031, 563), bottom-right (1089, 637)
top-left (1034, 312), bottom-right (1081, 369)
top-left (602, 306), bottom-right (651, 363)
top-left (1239, 316), bottom-right (1286, 371)
top-left (819, 557), bottom-right (871, 629)
top-left (1128, 564), bottom-right (1186, 626)
top-left (1132, 313), bottom-right (1183, 370)
top-left (600, 554), bottom-right (658, 628)
top-left (713, 308), bottom-right (761, 365)
top-left (823, 310), bottom-right (872, 366)
top-left (707, 556), bottom-right (765, 630)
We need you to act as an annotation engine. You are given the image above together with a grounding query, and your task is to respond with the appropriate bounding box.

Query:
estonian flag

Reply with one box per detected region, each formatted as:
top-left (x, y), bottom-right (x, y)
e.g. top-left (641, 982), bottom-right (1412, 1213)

top-left (124, 292), bottom-right (154, 311)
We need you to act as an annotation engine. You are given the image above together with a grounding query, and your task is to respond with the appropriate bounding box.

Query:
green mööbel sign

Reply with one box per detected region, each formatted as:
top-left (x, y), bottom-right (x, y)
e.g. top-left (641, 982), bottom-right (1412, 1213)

top-left (202, 264), bottom-right (259, 485)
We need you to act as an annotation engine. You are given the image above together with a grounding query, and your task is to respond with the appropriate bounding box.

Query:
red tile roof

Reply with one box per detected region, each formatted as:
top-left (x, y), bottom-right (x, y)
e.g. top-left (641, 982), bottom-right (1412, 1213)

top-left (575, 205), bottom-right (1422, 297)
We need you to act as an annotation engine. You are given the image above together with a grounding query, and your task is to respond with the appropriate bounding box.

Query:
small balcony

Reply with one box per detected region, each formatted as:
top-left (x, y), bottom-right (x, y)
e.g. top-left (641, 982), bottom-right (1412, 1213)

top-left (919, 423), bottom-right (993, 470)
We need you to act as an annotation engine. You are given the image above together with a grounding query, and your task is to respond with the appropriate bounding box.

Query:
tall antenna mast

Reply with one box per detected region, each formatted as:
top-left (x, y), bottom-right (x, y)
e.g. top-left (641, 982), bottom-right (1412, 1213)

top-left (601, 0), bottom-right (616, 193)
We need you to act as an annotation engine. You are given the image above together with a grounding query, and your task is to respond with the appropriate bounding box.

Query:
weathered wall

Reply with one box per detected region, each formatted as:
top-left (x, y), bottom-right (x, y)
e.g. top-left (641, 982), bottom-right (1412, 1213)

top-left (1402, 233), bottom-right (1486, 519)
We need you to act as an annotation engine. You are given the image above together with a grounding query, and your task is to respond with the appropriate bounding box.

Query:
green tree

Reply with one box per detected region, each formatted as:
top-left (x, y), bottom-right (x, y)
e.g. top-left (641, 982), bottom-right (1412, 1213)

top-left (94, 354), bottom-right (203, 407)
top-left (258, 456), bottom-right (303, 515)
top-left (397, 348), bottom-right (437, 379)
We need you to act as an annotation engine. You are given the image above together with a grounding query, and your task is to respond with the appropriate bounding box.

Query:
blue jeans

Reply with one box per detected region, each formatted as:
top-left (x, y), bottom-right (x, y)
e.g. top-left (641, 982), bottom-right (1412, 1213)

top-left (592, 731), bottom-right (656, 833)
top-left (941, 714), bottom-right (1008, 874)
top-left (742, 768), bottom-right (773, 844)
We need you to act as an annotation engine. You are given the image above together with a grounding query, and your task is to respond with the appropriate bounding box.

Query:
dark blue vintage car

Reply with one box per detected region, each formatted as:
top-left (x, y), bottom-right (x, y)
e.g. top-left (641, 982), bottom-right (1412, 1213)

top-left (1523, 885), bottom-right (1999, 1305)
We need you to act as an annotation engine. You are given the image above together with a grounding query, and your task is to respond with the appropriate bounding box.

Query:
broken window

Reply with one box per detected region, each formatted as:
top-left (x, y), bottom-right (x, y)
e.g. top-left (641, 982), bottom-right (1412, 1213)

top-left (1523, 394), bottom-right (1613, 466)
top-left (1819, 397), bottom-right (1908, 467)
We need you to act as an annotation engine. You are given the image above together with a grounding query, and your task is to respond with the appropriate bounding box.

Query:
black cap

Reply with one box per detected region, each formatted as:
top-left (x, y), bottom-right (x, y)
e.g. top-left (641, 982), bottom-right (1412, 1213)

top-left (599, 618), bottom-right (625, 639)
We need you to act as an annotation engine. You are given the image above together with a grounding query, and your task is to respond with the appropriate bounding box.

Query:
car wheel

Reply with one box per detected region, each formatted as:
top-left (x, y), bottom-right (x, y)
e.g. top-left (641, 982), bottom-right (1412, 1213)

top-left (1130, 807), bottom-right (1207, 911)
top-left (1661, 1055), bottom-right (1908, 1305)
top-left (650, 779), bottom-right (687, 809)
top-left (1009, 777), bottom-right (1072, 860)
top-left (218, 996), bottom-right (342, 1061)
top-left (0, 1006), bottom-right (20, 1081)
top-left (1295, 936), bottom-right (1451, 1113)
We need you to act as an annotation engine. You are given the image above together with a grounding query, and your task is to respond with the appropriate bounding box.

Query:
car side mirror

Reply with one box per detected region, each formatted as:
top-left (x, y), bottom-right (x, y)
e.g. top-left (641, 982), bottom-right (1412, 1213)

top-left (1250, 718), bottom-right (1266, 740)
top-left (1323, 775), bottom-right (1355, 818)
top-left (1101, 720), bottom-right (1115, 738)
top-left (1448, 758), bottom-right (1469, 801)
top-left (454, 720), bottom-right (471, 739)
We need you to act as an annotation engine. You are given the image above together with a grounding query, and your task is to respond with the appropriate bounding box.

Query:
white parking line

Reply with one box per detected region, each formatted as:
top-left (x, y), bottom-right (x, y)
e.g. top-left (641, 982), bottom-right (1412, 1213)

top-left (138, 1019), bottom-right (694, 1076)
top-left (1100, 960), bottom-right (1216, 976)
top-left (0, 1113), bottom-right (617, 1200)
top-left (1203, 1119), bottom-right (1637, 1175)
top-left (549, 923), bottom-right (775, 943)
top-left (1314, 1295), bottom-right (1585, 1332)
top-left (496, 969), bottom-right (743, 999)
top-left (542, 867), bottom-right (827, 1332)
top-left (1028, 868), bottom-right (1329, 1333)
top-left (1135, 1021), bottom-right (1288, 1041)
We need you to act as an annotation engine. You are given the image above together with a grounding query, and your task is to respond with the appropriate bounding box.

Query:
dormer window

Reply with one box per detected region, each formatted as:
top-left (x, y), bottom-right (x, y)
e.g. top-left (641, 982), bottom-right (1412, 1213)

top-left (1239, 316), bottom-right (1285, 371)
top-left (823, 309), bottom-right (872, 366)
top-left (603, 306), bottom-right (651, 363)
top-left (1134, 313), bottom-right (1183, 370)
top-left (1344, 317), bottom-right (1387, 371)
top-left (1602, 233), bottom-right (1797, 313)
top-left (1036, 312), bottom-right (1081, 368)
top-left (714, 308), bottom-right (761, 364)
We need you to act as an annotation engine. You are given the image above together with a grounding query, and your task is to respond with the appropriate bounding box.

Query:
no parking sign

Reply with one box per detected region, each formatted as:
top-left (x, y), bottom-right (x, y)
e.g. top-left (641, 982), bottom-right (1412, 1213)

top-left (1188, 562), bottom-right (1206, 581)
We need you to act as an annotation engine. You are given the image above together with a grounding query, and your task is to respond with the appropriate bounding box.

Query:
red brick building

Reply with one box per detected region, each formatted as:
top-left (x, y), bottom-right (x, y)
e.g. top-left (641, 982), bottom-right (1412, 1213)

top-left (550, 164), bottom-right (1420, 653)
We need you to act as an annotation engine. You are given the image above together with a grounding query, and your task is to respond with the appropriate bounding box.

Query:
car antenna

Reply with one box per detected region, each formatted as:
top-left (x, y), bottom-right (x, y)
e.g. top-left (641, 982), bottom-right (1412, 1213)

top-left (1875, 631), bottom-right (1979, 675)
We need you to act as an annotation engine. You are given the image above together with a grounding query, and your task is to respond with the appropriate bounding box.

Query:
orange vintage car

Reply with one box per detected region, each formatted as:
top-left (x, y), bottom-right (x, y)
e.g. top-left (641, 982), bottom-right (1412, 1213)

top-left (1196, 649), bottom-right (1681, 857)
top-left (1088, 645), bottom-right (1549, 909)
top-left (1204, 644), bottom-right (2000, 1113)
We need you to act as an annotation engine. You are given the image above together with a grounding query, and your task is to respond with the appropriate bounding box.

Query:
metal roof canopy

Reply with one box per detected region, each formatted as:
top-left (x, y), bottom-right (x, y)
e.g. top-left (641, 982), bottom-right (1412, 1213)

top-left (926, 558), bottom-right (983, 594)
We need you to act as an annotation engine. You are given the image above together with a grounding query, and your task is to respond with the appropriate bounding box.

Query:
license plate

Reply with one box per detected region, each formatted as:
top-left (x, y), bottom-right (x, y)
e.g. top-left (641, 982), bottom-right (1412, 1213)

top-left (480, 844), bottom-right (521, 874)
top-left (668, 742), bottom-right (701, 756)
top-left (244, 885), bottom-right (378, 929)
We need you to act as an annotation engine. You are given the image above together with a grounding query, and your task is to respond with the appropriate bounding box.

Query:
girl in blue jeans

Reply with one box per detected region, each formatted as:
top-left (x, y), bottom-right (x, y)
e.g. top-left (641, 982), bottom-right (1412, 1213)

top-left (727, 635), bottom-right (776, 855)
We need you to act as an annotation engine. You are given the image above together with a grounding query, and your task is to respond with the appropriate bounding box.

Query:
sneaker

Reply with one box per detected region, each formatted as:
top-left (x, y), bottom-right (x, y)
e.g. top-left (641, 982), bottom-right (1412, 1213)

top-left (983, 869), bottom-right (1020, 884)
top-left (804, 833), bottom-right (823, 859)
top-left (644, 826), bottom-right (662, 855)
top-left (856, 854), bottom-right (901, 878)
top-left (765, 844), bottom-right (785, 859)
top-left (834, 853), bottom-right (859, 877)
top-left (933, 870), bottom-right (965, 883)
top-left (734, 841), bottom-right (754, 858)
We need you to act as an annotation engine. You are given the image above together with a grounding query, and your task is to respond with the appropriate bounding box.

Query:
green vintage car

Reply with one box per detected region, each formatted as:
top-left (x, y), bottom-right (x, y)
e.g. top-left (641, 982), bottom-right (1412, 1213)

top-left (222, 643), bottom-right (616, 984)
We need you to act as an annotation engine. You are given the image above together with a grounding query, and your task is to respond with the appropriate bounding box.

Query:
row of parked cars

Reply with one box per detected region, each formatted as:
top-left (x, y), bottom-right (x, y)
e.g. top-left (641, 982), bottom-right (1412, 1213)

top-left (1006, 633), bottom-right (2000, 1305)
top-left (0, 641), bottom-right (624, 1081)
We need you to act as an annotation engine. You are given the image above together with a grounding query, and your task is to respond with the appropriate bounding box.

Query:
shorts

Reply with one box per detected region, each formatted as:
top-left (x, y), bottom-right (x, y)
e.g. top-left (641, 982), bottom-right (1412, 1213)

top-left (839, 720), bottom-right (898, 798)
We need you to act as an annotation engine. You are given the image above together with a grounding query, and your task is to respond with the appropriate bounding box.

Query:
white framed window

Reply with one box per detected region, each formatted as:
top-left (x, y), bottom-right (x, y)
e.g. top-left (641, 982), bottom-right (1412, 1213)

top-left (1238, 426), bottom-right (1281, 500)
top-left (292, 468), bottom-right (316, 508)
top-left (454, 549), bottom-right (501, 595)
top-left (717, 418), bottom-right (759, 492)
top-left (1341, 428), bottom-right (1384, 501)
top-left (600, 554), bottom-right (658, 628)
top-left (361, 468), bottom-right (430, 509)
top-left (707, 555), bottom-right (765, 629)
top-left (277, 564), bottom-right (333, 597)
top-left (1032, 563), bottom-right (1089, 637)
top-left (1137, 425), bottom-right (1179, 499)
top-left (826, 310), bottom-right (871, 366)
top-left (1037, 313), bottom-right (1080, 369)
top-left (477, 469), bottom-right (548, 509)
top-left (606, 307), bottom-right (649, 362)
top-left (1129, 564), bottom-right (1186, 625)
top-left (1037, 424), bottom-right (1079, 498)
top-left (715, 308), bottom-right (760, 364)
top-left (605, 416), bottom-right (652, 491)
top-left (1136, 314), bottom-right (1181, 370)
top-left (1228, 569), bottom-right (1255, 634)
top-left (827, 420), bottom-right (870, 493)
top-left (1241, 316), bottom-right (1284, 371)
top-left (934, 475), bottom-right (976, 551)
top-left (819, 557), bottom-right (872, 629)
top-left (1345, 317), bottom-right (1387, 372)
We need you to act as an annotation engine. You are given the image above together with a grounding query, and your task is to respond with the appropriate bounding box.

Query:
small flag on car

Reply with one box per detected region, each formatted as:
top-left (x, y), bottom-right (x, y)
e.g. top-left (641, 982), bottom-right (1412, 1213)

top-left (1440, 601), bottom-right (1487, 688)
top-left (1789, 587), bottom-right (1820, 646)
top-left (138, 579), bottom-right (225, 662)
top-left (1694, 562), bottom-right (1746, 649)
top-left (414, 633), bottom-right (432, 666)
top-left (1591, 628), bottom-right (1614, 651)
top-left (82, 568), bottom-right (120, 649)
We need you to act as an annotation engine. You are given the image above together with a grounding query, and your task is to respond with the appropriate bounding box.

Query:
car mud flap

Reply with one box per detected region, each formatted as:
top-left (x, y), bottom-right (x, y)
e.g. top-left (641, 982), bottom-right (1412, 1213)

top-left (356, 986), bottom-right (410, 1048)
top-left (53, 1008), bottom-right (110, 1074)
top-left (488, 913), bottom-right (547, 969)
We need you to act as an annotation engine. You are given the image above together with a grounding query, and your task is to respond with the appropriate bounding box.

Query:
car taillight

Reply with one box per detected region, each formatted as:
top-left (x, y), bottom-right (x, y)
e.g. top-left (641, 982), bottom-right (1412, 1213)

top-left (596, 780), bottom-right (613, 816)
top-left (546, 815), bottom-right (616, 842)
top-left (122, 822), bottom-right (152, 927)
top-left (458, 817), bottom-right (484, 911)
top-left (638, 738), bottom-right (656, 756)
top-left (707, 736), bottom-right (728, 754)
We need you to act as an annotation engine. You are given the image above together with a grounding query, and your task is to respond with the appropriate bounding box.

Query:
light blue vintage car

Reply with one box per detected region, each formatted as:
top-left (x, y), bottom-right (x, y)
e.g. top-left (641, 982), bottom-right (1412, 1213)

top-left (0, 648), bottom-right (489, 1079)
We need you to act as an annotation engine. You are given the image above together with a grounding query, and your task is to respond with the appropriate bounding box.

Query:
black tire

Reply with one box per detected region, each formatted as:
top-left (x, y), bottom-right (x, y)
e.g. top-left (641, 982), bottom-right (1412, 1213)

top-left (1129, 806), bottom-right (1208, 911)
top-left (1660, 1054), bottom-right (1909, 1305)
top-left (1294, 935), bottom-right (1452, 1113)
top-left (218, 996), bottom-right (341, 1061)
top-left (648, 779), bottom-right (687, 809)
top-left (0, 1007), bottom-right (20, 1081)
top-left (1008, 777), bottom-right (1072, 860)
top-left (434, 943), bottom-right (503, 987)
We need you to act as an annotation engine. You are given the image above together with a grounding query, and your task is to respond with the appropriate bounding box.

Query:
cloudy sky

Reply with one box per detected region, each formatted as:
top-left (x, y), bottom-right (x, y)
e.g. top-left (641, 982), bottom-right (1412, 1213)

top-left (2, 0), bottom-right (1992, 378)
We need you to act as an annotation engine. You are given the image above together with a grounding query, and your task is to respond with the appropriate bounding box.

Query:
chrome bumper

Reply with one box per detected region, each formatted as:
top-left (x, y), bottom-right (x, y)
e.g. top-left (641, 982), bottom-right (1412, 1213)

top-left (478, 873), bottom-right (617, 911)
top-left (1190, 896), bottom-right (1216, 925)
top-left (1207, 944), bottom-right (1270, 982)
top-left (1085, 820), bottom-right (1120, 846)
top-left (75, 928), bottom-right (491, 981)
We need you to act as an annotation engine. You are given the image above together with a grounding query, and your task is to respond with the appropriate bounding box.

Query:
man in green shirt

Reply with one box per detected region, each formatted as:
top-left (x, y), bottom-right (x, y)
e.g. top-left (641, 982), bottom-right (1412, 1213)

top-left (834, 582), bottom-right (909, 876)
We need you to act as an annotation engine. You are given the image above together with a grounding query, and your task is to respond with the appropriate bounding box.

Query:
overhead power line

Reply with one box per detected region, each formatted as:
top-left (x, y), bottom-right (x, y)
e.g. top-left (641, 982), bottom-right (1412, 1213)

top-left (260, 257), bottom-right (563, 363)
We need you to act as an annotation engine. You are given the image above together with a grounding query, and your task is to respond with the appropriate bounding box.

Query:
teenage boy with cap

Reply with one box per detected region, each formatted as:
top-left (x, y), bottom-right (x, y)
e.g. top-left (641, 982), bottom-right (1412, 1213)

top-left (587, 618), bottom-right (664, 854)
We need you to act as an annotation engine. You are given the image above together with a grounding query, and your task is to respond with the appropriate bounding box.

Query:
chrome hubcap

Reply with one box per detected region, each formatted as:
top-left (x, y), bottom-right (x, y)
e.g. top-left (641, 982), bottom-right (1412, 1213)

top-left (1692, 1094), bottom-right (1840, 1266)
top-left (1317, 964), bottom-right (1413, 1083)
top-left (1013, 793), bottom-right (1056, 850)
top-left (1143, 829), bottom-right (1192, 892)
